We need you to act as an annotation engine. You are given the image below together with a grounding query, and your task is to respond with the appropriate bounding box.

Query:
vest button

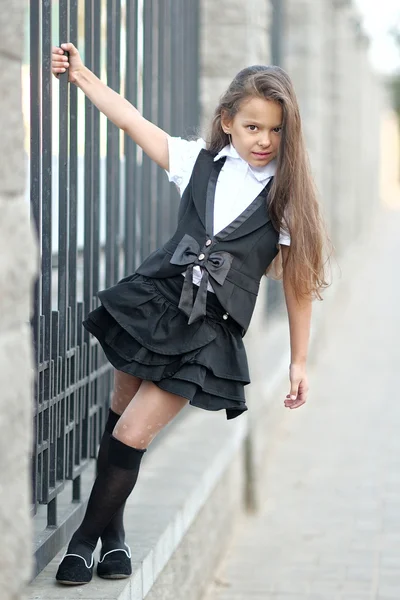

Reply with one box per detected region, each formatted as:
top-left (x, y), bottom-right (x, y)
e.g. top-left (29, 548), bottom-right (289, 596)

top-left (198, 253), bottom-right (205, 260)
top-left (222, 313), bottom-right (228, 320)
top-left (205, 239), bottom-right (211, 247)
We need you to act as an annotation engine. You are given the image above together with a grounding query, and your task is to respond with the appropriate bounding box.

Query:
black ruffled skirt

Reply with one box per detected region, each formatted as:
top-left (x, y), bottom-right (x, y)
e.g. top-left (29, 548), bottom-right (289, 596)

top-left (83, 273), bottom-right (250, 419)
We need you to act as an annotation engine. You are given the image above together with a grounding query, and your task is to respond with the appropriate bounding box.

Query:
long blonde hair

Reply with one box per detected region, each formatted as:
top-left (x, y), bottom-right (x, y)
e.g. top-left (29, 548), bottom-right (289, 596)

top-left (208, 65), bottom-right (330, 300)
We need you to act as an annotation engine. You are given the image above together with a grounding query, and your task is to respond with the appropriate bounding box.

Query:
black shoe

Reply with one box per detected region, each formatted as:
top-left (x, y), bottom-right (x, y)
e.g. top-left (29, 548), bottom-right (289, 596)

top-left (97, 545), bottom-right (132, 579)
top-left (55, 553), bottom-right (94, 585)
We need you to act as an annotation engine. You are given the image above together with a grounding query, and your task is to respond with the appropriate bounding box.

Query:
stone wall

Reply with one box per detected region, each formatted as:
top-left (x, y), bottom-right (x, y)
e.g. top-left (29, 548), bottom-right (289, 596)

top-left (200, 0), bottom-right (272, 131)
top-left (283, 0), bottom-right (382, 253)
top-left (200, 0), bottom-right (382, 250)
top-left (0, 2), bottom-right (37, 598)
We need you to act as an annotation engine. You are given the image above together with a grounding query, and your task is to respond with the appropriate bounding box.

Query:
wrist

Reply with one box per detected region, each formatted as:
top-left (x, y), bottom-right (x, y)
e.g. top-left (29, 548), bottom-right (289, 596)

top-left (290, 359), bottom-right (307, 368)
top-left (72, 65), bottom-right (88, 87)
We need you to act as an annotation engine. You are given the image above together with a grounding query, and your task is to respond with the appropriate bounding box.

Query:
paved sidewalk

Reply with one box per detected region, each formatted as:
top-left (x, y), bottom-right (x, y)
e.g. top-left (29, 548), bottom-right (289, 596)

top-left (204, 208), bottom-right (400, 600)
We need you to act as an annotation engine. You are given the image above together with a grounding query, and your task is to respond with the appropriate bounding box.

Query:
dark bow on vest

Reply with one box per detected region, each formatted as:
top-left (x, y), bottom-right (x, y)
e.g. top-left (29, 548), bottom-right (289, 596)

top-left (169, 234), bottom-right (233, 324)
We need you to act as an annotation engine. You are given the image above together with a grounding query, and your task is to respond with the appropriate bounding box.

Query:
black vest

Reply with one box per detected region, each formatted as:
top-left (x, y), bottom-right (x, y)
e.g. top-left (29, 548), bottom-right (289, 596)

top-left (136, 149), bottom-right (279, 333)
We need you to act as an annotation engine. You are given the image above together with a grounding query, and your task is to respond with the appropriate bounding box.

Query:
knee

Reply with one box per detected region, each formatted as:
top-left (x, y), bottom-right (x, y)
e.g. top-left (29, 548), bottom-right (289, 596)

top-left (112, 420), bottom-right (150, 451)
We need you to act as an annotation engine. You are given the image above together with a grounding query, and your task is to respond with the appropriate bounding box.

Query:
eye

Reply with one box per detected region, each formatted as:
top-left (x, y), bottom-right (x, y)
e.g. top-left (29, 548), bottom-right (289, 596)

top-left (272, 126), bottom-right (282, 134)
top-left (246, 125), bottom-right (258, 131)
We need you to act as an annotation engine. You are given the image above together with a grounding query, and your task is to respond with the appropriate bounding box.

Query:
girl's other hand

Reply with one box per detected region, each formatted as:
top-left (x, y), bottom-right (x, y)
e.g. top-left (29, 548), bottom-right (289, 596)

top-left (52, 42), bottom-right (83, 83)
top-left (284, 363), bottom-right (308, 409)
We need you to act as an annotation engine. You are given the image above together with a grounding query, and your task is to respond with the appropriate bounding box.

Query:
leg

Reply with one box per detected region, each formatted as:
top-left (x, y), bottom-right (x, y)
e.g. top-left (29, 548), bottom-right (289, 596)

top-left (56, 381), bottom-right (187, 584)
top-left (98, 370), bottom-right (142, 554)
top-left (111, 369), bottom-right (142, 416)
top-left (113, 380), bottom-right (188, 449)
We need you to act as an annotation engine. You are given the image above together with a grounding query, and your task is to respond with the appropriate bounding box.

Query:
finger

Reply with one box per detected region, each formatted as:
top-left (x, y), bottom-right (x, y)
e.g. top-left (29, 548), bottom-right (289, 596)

top-left (53, 67), bottom-right (66, 74)
top-left (52, 46), bottom-right (64, 54)
top-left (298, 379), bottom-right (308, 393)
top-left (292, 393), bottom-right (307, 406)
top-left (288, 383), bottom-right (299, 402)
top-left (289, 400), bottom-right (306, 409)
top-left (287, 387), bottom-right (308, 406)
top-left (61, 42), bottom-right (77, 54)
top-left (52, 57), bottom-right (68, 67)
top-left (293, 385), bottom-right (306, 400)
top-left (52, 62), bottom-right (69, 69)
top-left (298, 383), bottom-right (309, 402)
top-left (52, 55), bottom-right (67, 64)
top-left (284, 399), bottom-right (300, 408)
top-left (52, 53), bottom-right (69, 60)
top-left (284, 393), bottom-right (305, 405)
top-left (284, 394), bottom-right (306, 408)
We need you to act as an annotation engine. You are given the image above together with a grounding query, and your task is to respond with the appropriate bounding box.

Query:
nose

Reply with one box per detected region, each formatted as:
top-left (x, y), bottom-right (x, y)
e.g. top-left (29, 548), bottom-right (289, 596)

top-left (258, 134), bottom-right (271, 148)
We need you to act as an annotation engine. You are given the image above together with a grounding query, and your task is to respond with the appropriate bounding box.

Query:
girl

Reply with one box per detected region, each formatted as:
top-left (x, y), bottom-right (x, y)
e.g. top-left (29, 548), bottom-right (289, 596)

top-left (51, 43), bottom-right (328, 585)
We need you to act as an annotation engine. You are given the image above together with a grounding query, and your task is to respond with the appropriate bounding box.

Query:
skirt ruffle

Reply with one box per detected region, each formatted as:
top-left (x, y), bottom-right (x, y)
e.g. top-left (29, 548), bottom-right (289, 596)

top-left (83, 274), bottom-right (250, 419)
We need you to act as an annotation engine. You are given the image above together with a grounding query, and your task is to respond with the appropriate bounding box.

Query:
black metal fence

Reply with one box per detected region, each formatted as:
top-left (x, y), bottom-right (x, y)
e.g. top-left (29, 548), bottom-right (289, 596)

top-left (29, 0), bottom-right (200, 576)
top-left (267, 0), bottom-right (286, 315)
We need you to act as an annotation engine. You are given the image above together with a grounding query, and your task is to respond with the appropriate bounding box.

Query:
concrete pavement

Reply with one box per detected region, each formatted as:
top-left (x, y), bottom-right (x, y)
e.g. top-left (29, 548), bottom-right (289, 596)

top-left (203, 206), bottom-right (400, 600)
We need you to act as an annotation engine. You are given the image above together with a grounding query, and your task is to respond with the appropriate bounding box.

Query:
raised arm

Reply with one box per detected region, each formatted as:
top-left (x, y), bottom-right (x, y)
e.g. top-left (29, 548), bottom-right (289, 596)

top-left (281, 245), bottom-right (311, 409)
top-left (52, 43), bottom-right (169, 170)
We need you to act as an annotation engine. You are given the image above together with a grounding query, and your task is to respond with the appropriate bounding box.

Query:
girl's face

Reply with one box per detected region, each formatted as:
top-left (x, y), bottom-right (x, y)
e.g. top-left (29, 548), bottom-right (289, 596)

top-left (221, 97), bottom-right (283, 168)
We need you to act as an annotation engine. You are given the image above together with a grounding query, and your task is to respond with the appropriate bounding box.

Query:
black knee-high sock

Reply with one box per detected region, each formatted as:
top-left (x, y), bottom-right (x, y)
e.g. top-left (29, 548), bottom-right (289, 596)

top-left (67, 436), bottom-right (146, 563)
top-left (97, 409), bottom-right (127, 551)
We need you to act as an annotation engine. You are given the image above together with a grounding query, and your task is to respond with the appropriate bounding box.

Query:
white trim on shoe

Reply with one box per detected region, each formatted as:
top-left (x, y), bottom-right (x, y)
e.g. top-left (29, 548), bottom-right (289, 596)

top-left (59, 552), bottom-right (94, 569)
top-left (98, 544), bottom-right (132, 563)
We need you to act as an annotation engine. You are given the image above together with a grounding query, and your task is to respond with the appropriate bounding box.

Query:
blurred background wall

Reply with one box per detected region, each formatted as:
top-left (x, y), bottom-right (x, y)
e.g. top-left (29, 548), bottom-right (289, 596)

top-left (200, 0), bottom-right (386, 507)
top-left (201, 0), bottom-right (383, 256)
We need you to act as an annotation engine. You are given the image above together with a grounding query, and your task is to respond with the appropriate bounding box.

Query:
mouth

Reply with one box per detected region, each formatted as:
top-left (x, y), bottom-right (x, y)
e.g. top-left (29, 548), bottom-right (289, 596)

top-left (252, 151), bottom-right (272, 158)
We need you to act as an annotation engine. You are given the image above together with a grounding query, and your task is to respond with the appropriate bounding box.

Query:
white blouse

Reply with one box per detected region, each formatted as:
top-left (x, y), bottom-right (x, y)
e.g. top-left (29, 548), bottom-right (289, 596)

top-left (165, 137), bottom-right (290, 290)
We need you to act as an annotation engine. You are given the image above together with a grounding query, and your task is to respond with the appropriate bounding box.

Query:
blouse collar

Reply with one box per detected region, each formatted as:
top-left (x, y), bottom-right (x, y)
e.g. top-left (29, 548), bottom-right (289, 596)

top-left (214, 143), bottom-right (277, 183)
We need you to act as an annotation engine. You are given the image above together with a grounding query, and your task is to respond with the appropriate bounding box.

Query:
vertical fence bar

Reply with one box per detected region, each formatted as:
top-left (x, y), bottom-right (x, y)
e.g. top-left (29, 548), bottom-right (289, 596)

top-left (190, 0), bottom-right (200, 133)
top-left (170, 0), bottom-right (179, 139)
top-left (68, 2), bottom-right (78, 346)
top-left (149, 1), bottom-right (158, 253)
top-left (68, 0), bottom-right (79, 491)
top-left (267, 0), bottom-right (286, 316)
top-left (141, 0), bottom-right (153, 260)
top-left (57, 0), bottom-right (71, 491)
top-left (124, 0), bottom-right (139, 274)
top-left (83, 0), bottom-right (94, 316)
top-left (83, 0), bottom-right (95, 462)
top-left (114, 0), bottom-right (122, 281)
top-left (89, 0), bottom-right (103, 458)
top-left (156, 0), bottom-right (171, 247)
top-left (83, 0), bottom-right (94, 315)
top-left (183, 1), bottom-right (190, 134)
top-left (41, 0), bottom-right (53, 510)
top-left (178, 0), bottom-right (185, 136)
top-left (156, 0), bottom-right (165, 247)
top-left (42, 0), bottom-right (52, 380)
top-left (106, 0), bottom-right (122, 288)
top-left (106, 0), bottom-right (115, 287)
top-left (30, 0), bottom-right (41, 515)
top-left (105, 0), bottom-right (115, 287)
top-left (169, 0), bottom-right (184, 229)
top-left (91, 2), bottom-right (101, 302)
top-left (271, 0), bottom-right (285, 67)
